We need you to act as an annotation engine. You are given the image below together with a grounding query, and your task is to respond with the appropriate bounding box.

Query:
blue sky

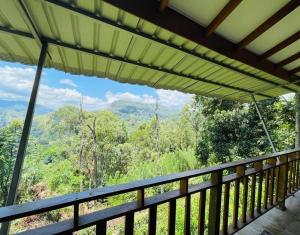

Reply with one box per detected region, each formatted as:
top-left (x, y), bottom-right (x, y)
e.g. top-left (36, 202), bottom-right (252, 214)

top-left (0, 61), bottom-right (192, 110)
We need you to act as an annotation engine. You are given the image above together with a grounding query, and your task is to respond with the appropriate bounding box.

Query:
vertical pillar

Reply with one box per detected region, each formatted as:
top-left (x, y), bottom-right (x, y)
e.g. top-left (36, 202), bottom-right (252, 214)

top-left (0, 42), bottom-right (48, 235)
top-left (208, 170), bottom-right (222, 235)
top-left (278, 155), bottom-right (288, 210)
top-left (295, 92), bottom-right (300, 149)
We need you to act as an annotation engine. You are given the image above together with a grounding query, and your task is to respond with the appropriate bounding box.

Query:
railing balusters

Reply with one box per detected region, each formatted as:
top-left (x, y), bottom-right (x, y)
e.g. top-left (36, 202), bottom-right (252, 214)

top-left (242, 175), bottom-right (248, 223)
top-left (249, 174), bottom-right (256, 218)
top-left (198, 190), bottom-right (206, 235)
top-left (268, 158), bottom-right (276, 206)
top-left (96, 221), bottom-right (107, 235)
top-left (232, 166), bottom-right (244, 228)
top-left (278, 155), bottom-right (288, 209)
top-left (264, 170), bottom-right (270, 209)
top-left (222, 183), bottom-right (230, 235)
top-left (148, 206), bottom-right (157, 235)
top-left (208, 170), bottom-right (223, 235)
top-left (74, 203), bottom-right (79, 229)
top-left (168, 199), bottom-right (176, 235)
top-left (254, 161), bottom-right (263, 214)
top-left (125, 212), bottom-right (134, 235)
top-left (293, 158), bottom-right (297, 191)
top-left (275, 166), bottom-right (280, 203)
top-left (1, 150), bottom-right (300, 235)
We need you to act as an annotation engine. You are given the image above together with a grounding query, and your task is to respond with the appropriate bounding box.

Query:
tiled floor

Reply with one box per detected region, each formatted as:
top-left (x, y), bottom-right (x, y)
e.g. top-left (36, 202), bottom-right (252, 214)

top-left (237, 191), bottom-right (300, 235)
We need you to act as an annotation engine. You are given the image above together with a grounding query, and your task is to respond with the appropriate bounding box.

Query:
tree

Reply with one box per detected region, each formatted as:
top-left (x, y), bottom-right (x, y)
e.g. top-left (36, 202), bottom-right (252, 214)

top-left (0, 120), bottom-right (22, 205)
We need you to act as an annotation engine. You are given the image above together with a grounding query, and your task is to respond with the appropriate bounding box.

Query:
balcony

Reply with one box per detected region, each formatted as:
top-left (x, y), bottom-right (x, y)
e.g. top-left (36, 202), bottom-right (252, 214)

top-left (0, 149), bottom-right (299, 235)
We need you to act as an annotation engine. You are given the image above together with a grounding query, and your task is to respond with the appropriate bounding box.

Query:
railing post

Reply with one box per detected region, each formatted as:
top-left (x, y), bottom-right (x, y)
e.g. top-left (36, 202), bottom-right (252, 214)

top-left (208, 170), bottom-right (222, 235)
top-left (267, 158), bottom-right (276, 206)
top-left (232, 165), bottom-right (245, 228)
top-left (254, 161), bottom-right (263, 214)
top-left (180, 178), bottom-right (190, 235)
top-left (278, 155), bottom-right (288, 210)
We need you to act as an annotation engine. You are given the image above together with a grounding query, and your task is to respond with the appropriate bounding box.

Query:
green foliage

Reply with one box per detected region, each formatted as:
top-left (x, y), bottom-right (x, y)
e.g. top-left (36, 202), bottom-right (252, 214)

top-left (0, 95), bottom-right (296, 233)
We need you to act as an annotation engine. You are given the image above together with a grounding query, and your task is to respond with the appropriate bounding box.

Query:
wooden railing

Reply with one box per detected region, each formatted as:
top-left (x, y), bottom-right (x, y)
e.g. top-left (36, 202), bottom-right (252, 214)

top-left (0, 149), bottom-right (299, 235)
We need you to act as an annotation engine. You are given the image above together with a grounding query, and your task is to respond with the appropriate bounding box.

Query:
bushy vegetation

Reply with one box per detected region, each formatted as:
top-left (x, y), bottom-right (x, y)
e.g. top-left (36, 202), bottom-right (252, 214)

top-left (0, 95), bottom-right (295, 233)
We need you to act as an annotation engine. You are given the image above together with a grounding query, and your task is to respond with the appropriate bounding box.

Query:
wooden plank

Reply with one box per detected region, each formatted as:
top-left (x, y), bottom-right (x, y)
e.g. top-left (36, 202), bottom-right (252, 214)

top-left (249, 174), bottom-right (256, 218)
top-left (264, 170), bottom-right (270, 209)
top-left (198, 190), bottom-right (206, 235)
top-left (278, 155), bottom-right (288, 209)
top-left (277, 52), bottom-right (300, 68)
top-left (267, 158), bottom-right (276, 206)
top-left (206, 0), bottom-right (242, 36)
top-left (254, 161), bottom-right (263, 214)
top-left (168, 200), bottom-right (176, 235)
top-left (260, 31), bottom-right (300, 60)
top-left (241, 176), bottom-right (248, 223)
top-left (159, 0), bottom-right (169, 12)
top-left (208, 170), bottom-right (223, 235)
top-left (238, 0), bottom-right (300, 49)
top-left (290, 66), bottom-right (300, 74)
top-left (137, 189), bottom-right (144, 207)
top-left (96, 221), bottom-right (107, 235)
top-left (222, 183), bottom-right (230, 234)
top-left (73, 203), bottom-right (79, 229)
top-left (125, 212), bottom-right (134, 235)
top-left (184, 195), bottom-right (191, 235)
top-left (148, 206), bottom-right (157, 235)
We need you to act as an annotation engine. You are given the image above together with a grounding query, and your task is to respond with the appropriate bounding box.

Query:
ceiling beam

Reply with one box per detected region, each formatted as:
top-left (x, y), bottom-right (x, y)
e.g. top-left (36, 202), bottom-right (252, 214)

top-left (290, 66), bottom-right (300, 74)
top-left (260, 31), bottom-right (300, 60)
top-left (206, 0), bottom-right (242, 37)
top-left (159, 0), bottom-right (169, 12)
top-left (237, 0), bottom-right (300, 50)
top-left (103, 0), bottom-right (299, 84)
top-left (277, 52), bottom-right (300, 67)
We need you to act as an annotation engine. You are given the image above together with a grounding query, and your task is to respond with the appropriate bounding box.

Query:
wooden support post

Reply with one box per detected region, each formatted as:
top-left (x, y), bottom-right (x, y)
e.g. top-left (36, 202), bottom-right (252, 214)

top-left (278, 155), bottom-right (288, 210)
top-left (254, 161), bottom-right (263, 213)
top-left (198, 190), bottom-right (206, 235)
top-left (149, 206), bottom-right (157, 235)
top-left (208, 170), bottom-right (222, 235)
top-left (180, 178), bottom-right (190, 235)
top-left (168, 200), bottom-right (176, 235)
top-left (268, 158), bottom-right (276, 206)
top-left (249, 174), bottom-right (256, 218)
top-left (137, 189), bottom-right (144, 207)
top-left (222, 183), bottom-right (230, 235)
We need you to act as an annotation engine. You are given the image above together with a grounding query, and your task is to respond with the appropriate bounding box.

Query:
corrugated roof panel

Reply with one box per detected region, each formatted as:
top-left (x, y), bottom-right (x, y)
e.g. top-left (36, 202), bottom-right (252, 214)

top-left (0, 0), bottom-right (298, 102)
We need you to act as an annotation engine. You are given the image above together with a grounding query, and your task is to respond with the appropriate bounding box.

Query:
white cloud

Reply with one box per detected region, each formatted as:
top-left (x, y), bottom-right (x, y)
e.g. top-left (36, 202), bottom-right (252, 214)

top-left (59, 78), bottom-right (78, 87)
top-left (0, 66), bottom-right (193, 111)
top-left (156, 89), bottom-right (193, 107)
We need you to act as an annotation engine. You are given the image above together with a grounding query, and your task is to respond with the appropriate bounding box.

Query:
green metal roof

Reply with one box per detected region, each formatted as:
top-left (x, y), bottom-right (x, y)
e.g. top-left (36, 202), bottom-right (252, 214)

top-left (0, 0), bottom-right (299, 102)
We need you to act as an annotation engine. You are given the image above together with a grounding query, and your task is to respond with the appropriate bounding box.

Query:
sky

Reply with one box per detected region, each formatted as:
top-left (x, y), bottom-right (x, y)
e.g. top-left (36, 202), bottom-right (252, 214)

top-left (0, 61), bottom-right (193, 111)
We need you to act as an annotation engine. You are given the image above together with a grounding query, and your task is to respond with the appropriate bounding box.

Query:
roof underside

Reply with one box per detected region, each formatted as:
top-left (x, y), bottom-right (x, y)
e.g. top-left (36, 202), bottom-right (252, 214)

top-left (0, 0), bottom-right (299, 102)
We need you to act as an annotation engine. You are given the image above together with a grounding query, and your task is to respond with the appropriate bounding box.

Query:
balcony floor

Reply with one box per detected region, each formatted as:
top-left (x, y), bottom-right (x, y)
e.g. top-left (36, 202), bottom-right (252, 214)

top-left (237, 191), bottom-right (300, 235)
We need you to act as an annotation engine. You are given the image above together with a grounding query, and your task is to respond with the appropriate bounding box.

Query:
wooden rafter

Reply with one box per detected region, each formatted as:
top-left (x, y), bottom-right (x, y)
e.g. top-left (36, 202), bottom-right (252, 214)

top-left (290, 66), bottom-right (300, 74)
top-left (238, 0), bottom-right (300, 50)
top-left (277, 52), bottom-right (300, 67)
top-left (159, 0), bottom-right (169, 12)
top-left (260, 31), bottom-right (300, 60)
top-left (206, 0), bottom-right (242, 37)
top-left (104, 0), bottom-right (299, 84)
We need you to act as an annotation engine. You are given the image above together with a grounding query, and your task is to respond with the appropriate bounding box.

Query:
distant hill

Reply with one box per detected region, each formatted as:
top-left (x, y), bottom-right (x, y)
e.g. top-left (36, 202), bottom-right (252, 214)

top-left (0, 99), bottom-right (182, 130)
top-left (108, 100), bottom-right (180, 131)
top-left (0, 100), bottom-right (53, 127)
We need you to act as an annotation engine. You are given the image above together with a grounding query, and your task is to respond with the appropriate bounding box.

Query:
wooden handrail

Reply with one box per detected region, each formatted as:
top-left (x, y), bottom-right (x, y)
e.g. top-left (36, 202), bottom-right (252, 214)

top-left (0, 148), bottom-right (299, 235)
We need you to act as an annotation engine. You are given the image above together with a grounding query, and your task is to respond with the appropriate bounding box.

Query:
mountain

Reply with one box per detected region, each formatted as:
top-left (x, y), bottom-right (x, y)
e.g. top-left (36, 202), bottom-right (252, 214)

top-left (0, 99), bottom-right (183, 131)
top-left (109, 100), bottom-right (181, 131)
top-left (0, 100), bottom-right (53, 127)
